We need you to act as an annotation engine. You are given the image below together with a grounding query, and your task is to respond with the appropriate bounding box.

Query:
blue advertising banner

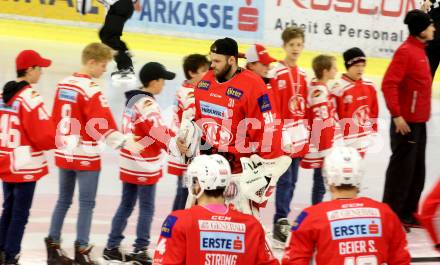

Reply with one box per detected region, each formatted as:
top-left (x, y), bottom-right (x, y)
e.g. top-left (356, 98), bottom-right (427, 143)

top-left (126, 0), bottom-right (265, 40)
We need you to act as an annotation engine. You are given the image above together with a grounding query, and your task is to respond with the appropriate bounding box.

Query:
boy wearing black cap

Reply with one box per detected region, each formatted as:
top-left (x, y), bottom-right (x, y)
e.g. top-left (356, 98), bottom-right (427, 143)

top-left (330, 47), bottom-right (379, 158)
top-left (0, 50), bottom-right (55, 265)
top-left (182, 37), bottom-right (287, 218)
top-left (103, 62), bottom-right (182, 264)
top-left (382, 9), bottom-right (435, 231)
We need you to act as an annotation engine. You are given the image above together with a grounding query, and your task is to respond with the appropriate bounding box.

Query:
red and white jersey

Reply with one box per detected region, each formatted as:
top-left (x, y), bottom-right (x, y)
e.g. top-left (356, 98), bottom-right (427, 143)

top-left (270, 62), bottom-right (309, 158)
top-left (175, 81), bottom-right (196, 125)
top-left (301, 80), bottom-right (340, 169)
top-left (168, 81), bottom-right (196, 176)
top-left (194, 69), bottom-right (283, 173)
top-left (120, 91), bottom-right (175, 185)
top-left (153, 204), bottom-right (279, 265)
top-left (331, 75), bottom-right (379, 155)
top-left (52, 73), bottom-right (119, 171)
top-left (282, 197), bottom-right (411, 265)
top-left (418, 178), bottom-right (440, 250)
top-left (0, 84), bottom-right (55, 182)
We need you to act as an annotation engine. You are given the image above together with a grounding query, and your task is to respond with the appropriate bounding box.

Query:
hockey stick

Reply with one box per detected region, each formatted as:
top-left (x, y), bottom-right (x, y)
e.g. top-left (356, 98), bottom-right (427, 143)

top-left (411, 256), bottom-right (440, 262)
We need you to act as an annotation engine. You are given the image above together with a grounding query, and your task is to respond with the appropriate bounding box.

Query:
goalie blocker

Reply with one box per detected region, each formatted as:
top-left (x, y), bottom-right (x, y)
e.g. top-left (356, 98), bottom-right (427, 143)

top-left (178, 114), bottom-right (291, 216)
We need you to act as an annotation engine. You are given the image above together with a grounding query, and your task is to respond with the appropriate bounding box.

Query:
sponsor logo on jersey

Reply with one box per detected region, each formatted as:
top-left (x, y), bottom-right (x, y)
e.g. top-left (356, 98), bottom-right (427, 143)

top-left (31, 91), bottom-right (40, 98)
top-left (226, 87), bottom-right (243, 99)
top-left (198, 80), bottom-right (211, 90)
top-left (330, 218), bottom-right (382, 240)
top-left (137, 177), bottom-right (147, 182)
top-left (143, 100), bottom-right (153, 107)
top-left (161, 215), bottom-right (178, 238)
top-left (210, 93), bottom-right (222, 98)
top-left (200, 101), bottom-right (227, 119)
top-left (200, 232), bottom-right (245, 253)
top-left (327, 208), bottom-right (381, 221)
top-left (343, 95), bottom-right (353, 104)
top-left (257, 94), bottom-right (272, 112)
top-left (199, 220), bottom-right (246, 233)
top-left (80, 161), bottom-right (91, 166)
top-left (291, 211), bottom-right (308, 231)
top-left (59, 89), bottom-right (78, 103)
top-left (202, 122), bottom-right (234, 145)
top-left (23, 175), bottom-right (34, 180)
top-left (0, 101), bottom-right (20, 113)
top-left (278, 80), bottom-right (287, 90)
top-left (124, 108), bottom-right (135, 118)
top-left (312, 89), bottom-right (322, 98)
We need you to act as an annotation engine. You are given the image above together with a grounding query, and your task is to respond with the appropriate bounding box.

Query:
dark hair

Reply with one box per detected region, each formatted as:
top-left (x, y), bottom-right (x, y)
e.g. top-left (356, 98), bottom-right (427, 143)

top-left (204, 188), bottom-right (226, 198)
top-left (183, 54), bottom-right (210, 80)
top-left (16, 69), bottom-right (27, 78)
top-left (312, 55), bottom-right (336, 79)
top-left (16, 66), bottom-right (38, 78)
top-left (281, 26), bottom-right (305, 44)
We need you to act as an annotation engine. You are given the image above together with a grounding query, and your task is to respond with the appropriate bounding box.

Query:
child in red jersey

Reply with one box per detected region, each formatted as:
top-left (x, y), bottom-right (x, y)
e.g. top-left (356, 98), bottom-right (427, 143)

top-left (270, 27), bottom-right (310, 244)
top-left (331, 48), bottom-right (379, 158)
top-left (168, 54), bottom-right (210, 211)
top-left (0, 50), bottom-right (54, 265)
top-left (301, 55), bottom-right (340, 206)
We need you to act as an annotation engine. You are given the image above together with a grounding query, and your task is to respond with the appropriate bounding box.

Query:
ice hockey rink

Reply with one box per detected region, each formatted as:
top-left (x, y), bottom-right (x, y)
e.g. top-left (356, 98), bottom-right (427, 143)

top-left (1, 20), bottom-right (440, 264)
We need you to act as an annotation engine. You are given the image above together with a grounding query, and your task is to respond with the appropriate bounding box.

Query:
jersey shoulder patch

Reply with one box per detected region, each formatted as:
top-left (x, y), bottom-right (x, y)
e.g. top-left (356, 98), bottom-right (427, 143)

top-left (135, 96), bottom-right (160, 116)
top-left (160, 215), bottom-right (178, 238)
top-left (291, 211), bottom-right (308, 231)
top-left (308, 83), bottom-right (329, 105)
top-left (257, 94), bottom-right (272, 112)
top-left (330, 80), bottom-right (347, 97)
top-left (19, 87), bottom-right (44, 110)
top-left (177, 85), bottom-right (195, 108)
top-left (197, 80), bottom-right (211, 90)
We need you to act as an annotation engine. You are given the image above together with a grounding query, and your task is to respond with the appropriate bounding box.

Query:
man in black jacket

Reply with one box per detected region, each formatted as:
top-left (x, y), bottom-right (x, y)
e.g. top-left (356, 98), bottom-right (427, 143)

top-left (98, 0), bottom-right (137, 82)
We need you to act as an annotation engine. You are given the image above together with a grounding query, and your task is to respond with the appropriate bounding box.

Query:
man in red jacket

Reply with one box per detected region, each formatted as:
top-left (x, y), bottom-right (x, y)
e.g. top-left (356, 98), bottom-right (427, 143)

top-left (382, 9), bottom-right (435, 231)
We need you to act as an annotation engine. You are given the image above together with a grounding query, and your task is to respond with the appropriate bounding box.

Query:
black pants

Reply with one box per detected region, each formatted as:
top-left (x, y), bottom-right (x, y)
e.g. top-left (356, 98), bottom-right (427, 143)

top-left (383, 122), bottom-right (426, 221)
top-left (99, 0), bottom-right (134, 70)
top-left (0, 181), bottom-right (36, 262)
top-left (426, 41), bottom-right (440, 78)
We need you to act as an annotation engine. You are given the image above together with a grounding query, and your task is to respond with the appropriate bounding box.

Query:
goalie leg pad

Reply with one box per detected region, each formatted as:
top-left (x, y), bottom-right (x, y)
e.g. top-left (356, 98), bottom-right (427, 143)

top-left (237, 155), bottom-right (292, 205)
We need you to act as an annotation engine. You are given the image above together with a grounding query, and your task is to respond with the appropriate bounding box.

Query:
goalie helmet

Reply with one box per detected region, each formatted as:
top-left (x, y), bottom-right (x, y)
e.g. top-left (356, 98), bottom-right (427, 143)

top-left (186, 154), bottom-right (231, 198)
top-left (323, 146), bottom-right (363, 188)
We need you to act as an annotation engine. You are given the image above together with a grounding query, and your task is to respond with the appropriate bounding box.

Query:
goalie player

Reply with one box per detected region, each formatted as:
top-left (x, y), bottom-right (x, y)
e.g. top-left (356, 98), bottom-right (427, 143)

top-left (152, 154), bottom-right (279, 265)
top-left (281, 146), bottom-right (411, 265)
top-left (179, 37), bottom-right (290, 218)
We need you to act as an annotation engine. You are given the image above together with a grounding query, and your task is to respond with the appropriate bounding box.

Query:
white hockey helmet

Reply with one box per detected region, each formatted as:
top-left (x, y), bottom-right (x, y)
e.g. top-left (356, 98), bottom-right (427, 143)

top-left (323, 146), bottom-right (363, 188)
top-left (186, 154), bottom-right (231, 198)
